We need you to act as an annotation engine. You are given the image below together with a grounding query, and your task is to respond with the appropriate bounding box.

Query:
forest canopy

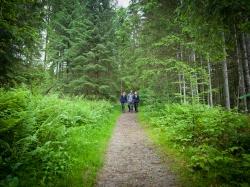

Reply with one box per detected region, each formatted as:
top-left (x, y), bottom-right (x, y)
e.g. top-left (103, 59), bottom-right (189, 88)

top-left (1, 0), bottom-right (250, 110)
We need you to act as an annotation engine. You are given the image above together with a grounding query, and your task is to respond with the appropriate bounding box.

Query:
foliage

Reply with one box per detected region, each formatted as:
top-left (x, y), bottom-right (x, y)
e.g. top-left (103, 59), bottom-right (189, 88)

top-left (1, 0), bottom-right (250, 185)
top-left (0, 88), bottom-right (118, 187)
top-left (0, 0), bottom-right (44, 86)
top-left (140, 103), bottom-right (250, 186)
top-left (115, 0), bottom-right (250, 110)
top-left (46, 0), bottom-right (119, 99)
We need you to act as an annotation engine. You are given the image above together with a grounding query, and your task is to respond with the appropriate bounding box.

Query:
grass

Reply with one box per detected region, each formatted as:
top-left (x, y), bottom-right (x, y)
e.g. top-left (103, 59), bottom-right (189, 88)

top-left (63, 108), bottom-right (120, 187)
top-left (0, 88), bottom-right (121, 187)
top-left (137, 112), bottom-right (189, 186)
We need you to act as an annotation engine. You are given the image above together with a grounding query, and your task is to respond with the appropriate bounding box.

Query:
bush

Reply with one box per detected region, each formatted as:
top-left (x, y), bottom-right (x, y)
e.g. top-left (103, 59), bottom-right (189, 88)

top-left (0, 88), bottom-right (117, 187)
top-left (140, 103), bottom-right (250, 186)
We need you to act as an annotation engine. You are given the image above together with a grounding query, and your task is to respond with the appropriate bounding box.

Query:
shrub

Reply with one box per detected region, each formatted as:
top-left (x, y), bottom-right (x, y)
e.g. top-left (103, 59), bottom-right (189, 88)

top-left (141, 103), bottom-right (250, 186)
top-left (0, 88), bottom-right (116, 187)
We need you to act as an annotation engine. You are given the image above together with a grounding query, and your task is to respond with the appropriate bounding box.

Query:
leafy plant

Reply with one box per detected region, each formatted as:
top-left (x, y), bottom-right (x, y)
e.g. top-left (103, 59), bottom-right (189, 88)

top-left (0, 88), bottom-right (118, 187)
top-left (140, 103), bottom-right (250, 186)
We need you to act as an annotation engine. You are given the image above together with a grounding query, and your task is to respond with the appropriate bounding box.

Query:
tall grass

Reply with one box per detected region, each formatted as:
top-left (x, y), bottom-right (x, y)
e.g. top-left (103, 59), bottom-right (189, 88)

top-left (139, 103), bottom-right (250, 186)
top-left (0, 88), bottom-right (119, 187)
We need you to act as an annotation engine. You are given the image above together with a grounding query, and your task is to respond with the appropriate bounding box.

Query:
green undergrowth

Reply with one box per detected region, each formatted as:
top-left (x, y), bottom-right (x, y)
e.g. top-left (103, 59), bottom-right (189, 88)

top-left (0, 88), bottom-right (120, 187)
top-left (139, 103), bottom-right (250, 187)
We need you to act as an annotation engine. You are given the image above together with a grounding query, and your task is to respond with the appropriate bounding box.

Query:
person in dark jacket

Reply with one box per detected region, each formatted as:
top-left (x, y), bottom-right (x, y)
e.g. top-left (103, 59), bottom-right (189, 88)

top-left (120, 91), bottom-right (127, 112)
top-left (133, 91), bottom-right (140, 112)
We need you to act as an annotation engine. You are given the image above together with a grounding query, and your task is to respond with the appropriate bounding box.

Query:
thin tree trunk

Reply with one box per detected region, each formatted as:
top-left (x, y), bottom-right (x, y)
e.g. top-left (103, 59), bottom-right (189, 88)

top-left (234, 25), bottom-right (247, 111)
top-left (242, 33), bottom-right (250, 110)
top-left (178, 73), bottom-right (183, 103)
top-left (222, 32), bottom-right (230, 109)
top-left (43, 4), bottom-right (51, 70)
top-left (246, 34), bottom-right (250, 64)
top-left (177, 52), bottom-right (183, 103)
top-left (66, 61), bottom-right (69, 80)
top-left (200, 57), bottom-right (205, 104)
top-left (194, 74), bottom-right (198, 102)
top-left (180, 48), bottom-right (186, 103)
top-left (190, 77), bottom-right (194, 102)
top-left (208, 57), bottom-right (213, 107)
top-left (44, 29), bottom-right (48, 70)
top-left (43, 25), bottom-right (49, 70)
top-left (236, 86), bottom-right (240, 109)
top-left (190, 53), bottom-right (194, 102)
top-left (56, 62), bottom-right (60, 79)
top-left (242, 33), bottom-right (250, 94)
top-left (183, 74), bottom-right (186, 103)
top-left (60, 62), bottom-right (63, 79)
top-left (192, 51), bottom-right (199, 102)
top-left (217, 66), bottom-right (222, 106)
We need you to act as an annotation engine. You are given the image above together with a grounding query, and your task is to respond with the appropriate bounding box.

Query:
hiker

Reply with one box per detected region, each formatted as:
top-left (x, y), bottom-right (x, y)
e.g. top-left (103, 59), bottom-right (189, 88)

top-left (120, 91), bottom-right (127, 112)
top-left (127, 90), bottom-right (134, 112)
top-left (133, 91), bottom-right (140, 112)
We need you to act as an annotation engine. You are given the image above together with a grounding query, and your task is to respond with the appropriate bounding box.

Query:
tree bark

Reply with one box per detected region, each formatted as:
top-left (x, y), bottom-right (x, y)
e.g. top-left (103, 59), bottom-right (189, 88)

top-left (246, 34), bottom-right (250, 64)
top-left (190, 75), bottom-right (194, 101)
top-left (183, 73), bottom-right (186, 103)
top-left (207, 58), bottom-right (213, 107)
top-left (180, 49), bottom-right (186, 103)
top-left (192, 51), bottom-right (199, 102)
top-left (56, 62), bottom-right (59, 79)
top-left (44, 24), bottom-right (49, 70)
top-left (242, 33), bottom-right (250, 94)
top-left (177, 52), bottom-right (183, 103)
top-left (178, 73), bottom-right (183, 103)
top-left (200, 57), bottom-right (205, 104)
top-left (234, 26), bottom-right (247, 111)
top-left (222, 32), bottom-right (230, 109)
top-left (44, 30), bottom-right (48, 70)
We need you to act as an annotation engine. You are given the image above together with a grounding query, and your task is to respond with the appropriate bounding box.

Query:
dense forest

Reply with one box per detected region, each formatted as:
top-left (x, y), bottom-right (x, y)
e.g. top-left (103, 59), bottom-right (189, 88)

top-left (2, 0), bottom-right (250, 109)
top-left (0, 0), bottom-right (250, 186)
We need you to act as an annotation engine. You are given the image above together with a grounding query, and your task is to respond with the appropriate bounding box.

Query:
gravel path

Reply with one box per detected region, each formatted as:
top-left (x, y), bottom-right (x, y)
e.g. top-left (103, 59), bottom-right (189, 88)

top-left (96, 113), bottom-right (177, 187)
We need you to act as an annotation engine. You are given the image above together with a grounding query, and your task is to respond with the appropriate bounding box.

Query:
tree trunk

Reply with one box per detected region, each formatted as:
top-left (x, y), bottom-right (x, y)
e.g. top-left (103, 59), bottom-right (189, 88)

top-left (177, 52), bottom-right (183, 103)
top-left (242, 33), bottom-right (250, 109)
top-left (246, 34), bottom-right (250, 64)
top-left (222, 32), bottom-right (230, 109)
top-left (242, 33), bottom-right (250, 94)
top-left (43, 5), bottom-right (51, 70)
top-left (190, 76), bottom-right (194, 102)
top-left (200, 57), bottom-right (205, 104)
top-left (44, 29), bottom-right (48, 70)
top-left (178, 73), bottom-right (183, 103)
top-left (180, 48), bottom-right (186, 103)
top-left (192, 51), bottom-right (199, 102)
top-left (56, 62), bottom-right (59, 79)
top-left (183, 74), bottom-right (186, 103)
top-left (234, 26), bottom-right (247, 111)
top-left (207, 58), bottom-right (213, 107)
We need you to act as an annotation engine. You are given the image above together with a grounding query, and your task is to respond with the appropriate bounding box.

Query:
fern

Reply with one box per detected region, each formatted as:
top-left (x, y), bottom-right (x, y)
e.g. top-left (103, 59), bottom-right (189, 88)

top-left (0, 88), bottom-right (116, 186)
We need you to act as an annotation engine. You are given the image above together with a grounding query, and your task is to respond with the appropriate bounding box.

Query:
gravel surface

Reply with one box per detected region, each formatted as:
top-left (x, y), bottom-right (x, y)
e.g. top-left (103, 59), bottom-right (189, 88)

top-left (96, 113), bottom-right (177, 187)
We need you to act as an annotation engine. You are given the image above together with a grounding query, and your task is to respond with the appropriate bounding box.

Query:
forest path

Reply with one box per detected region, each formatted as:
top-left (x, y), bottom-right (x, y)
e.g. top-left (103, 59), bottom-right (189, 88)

top-left (96, 113), bottom-right (177, 187)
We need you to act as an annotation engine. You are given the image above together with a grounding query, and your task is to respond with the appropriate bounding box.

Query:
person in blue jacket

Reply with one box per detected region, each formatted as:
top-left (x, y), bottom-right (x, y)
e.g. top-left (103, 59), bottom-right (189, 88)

top-left (133, 91), bottom-right (140, 112)
top-left (120, 91), bottom-right (127, 112)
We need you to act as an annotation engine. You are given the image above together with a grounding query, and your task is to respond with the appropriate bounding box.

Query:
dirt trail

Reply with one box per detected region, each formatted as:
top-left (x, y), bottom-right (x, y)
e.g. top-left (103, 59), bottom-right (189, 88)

top-left (96, 113), bottom-right (177, 187)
